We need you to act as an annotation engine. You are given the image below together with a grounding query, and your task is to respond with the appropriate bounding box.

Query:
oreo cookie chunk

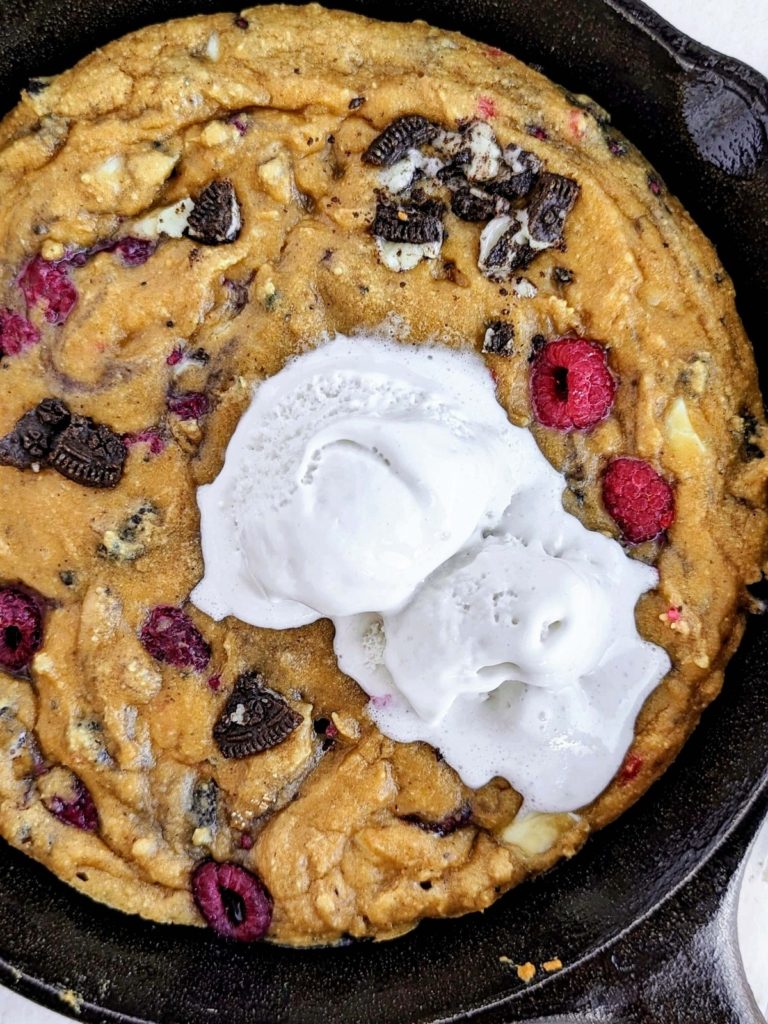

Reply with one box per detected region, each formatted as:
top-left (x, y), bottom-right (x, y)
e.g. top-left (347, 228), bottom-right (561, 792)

top-left (48, 416), bottom-right (127, 488)
top-left (450, 187), bottom-right (500, 223)
top-left (458, 121), bottom-right (504, 183)
top-left (186, 179), bottom-right (242, 245)
top-left (482, 321), bottom-right (515, 355)
top-left (478, 214), bottom-right (536, 280)
top-left (213, 671), bottom-right (303, 759)
top-left (527, 172), bottom-right (580, 245)
top-left (0, 398), bottom-right (70, 470)
top-left (485, 146), bottom-right (542, 200)
top-left (371, 196), bottom-right (445, 246)
top-left (0, 399), bottom-right (126, 487)
top-left (363, 115), bottom-right (440, 167)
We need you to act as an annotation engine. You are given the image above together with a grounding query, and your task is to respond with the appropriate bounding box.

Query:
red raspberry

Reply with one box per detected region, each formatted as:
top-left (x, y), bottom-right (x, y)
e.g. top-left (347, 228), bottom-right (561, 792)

top-left (0, 308), bottom-right (40, 357)
top-left (166, 391), bottom-right (210, 421)
top-left (139, 605), bottom-right (211, 671)
top-left (192, 861), bottom-right (272, 942)
top-left (112, 236), bottom-right (155, 267)
top-left (18, 255), bottom-right (78, 325)
top-left (602, 457), bottom-right (675, 543)
top-left (0, 586), bottom-right (44, 672)
top-left (43, 773), bottom-right (99, 832)
top-left (530, 337), bottom-right (616, 431)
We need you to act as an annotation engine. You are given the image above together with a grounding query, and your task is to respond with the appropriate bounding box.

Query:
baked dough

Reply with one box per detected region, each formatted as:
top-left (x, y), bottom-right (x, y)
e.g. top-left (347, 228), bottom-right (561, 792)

top-left (0, 4), bottom-right (765, 945)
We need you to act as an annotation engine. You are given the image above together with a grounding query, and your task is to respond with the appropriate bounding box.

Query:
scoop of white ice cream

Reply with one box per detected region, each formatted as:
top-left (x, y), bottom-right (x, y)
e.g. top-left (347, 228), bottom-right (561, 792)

top-left (192, 335), bottom-right (521, 627)
top-left (193, 332), bottom-right (671, 811)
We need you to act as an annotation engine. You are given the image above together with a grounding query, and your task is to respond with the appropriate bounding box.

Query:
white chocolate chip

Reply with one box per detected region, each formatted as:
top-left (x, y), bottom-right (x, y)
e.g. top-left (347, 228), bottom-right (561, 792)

top-left (501, 811), bottom-right (564, 856)
top-left (192, 826), bottom-right (213, 847)
top-left (204, 31), bottom-right (220, 62)
top-left (257, 152), bottom-right (293, 205)
top-left (131, 197), bottom-right (195, 239)
top-left (665, 396), bottom-right (706, 455)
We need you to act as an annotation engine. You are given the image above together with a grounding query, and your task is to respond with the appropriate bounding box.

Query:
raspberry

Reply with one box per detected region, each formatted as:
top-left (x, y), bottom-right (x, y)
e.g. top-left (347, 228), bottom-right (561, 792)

top-left (191, 861), bottom-right (272, 942)
top-left (602, 457), bottom-right (675, 543)
top-left (123, 428), bottom-right (166, 456)
top-left (530, 337), bottom-right (616, 431)
top-left (0, 586), bottom-right (44, 672)
top-left (139, 605), bottom-right (211, 671)
top-left (617, 751), bottom-right (644, 786)
top-left (113, 236), bottom-right (156, 267)
top-left (42, 772), bottom-right (98, 832)
top-left (0, 309), bottom-right (40, 357)
top-left (166, 391), bottom-right (210, 421)
top-left (401, 803), bottom-right (472, 837)
top-left (18, 255), bottom-right (78, 325)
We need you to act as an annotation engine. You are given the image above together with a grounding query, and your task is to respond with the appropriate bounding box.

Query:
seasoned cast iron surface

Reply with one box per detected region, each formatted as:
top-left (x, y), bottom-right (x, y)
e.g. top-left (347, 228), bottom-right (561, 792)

top-left (0, 1), bottom-right (765, 1021)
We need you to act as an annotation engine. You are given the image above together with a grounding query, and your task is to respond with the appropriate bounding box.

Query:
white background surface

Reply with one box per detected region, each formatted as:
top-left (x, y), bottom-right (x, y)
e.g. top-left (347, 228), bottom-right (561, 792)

top-left (1, 3), bottom-right (766, 1023)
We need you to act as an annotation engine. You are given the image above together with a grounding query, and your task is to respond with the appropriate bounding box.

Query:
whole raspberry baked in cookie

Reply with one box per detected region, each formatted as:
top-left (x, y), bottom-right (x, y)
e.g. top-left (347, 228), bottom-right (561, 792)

top-left (0, 4), bottom-right (765, 947)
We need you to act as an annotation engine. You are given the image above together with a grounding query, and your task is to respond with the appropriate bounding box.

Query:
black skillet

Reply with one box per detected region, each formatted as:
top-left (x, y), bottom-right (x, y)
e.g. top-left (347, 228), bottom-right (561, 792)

top-left (0, 1), bottom-right (766, 1021)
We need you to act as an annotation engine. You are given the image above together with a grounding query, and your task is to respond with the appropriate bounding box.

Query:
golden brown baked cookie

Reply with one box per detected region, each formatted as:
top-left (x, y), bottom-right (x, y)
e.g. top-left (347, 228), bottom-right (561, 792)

top-left (0, 3), bottom-right (765, 946)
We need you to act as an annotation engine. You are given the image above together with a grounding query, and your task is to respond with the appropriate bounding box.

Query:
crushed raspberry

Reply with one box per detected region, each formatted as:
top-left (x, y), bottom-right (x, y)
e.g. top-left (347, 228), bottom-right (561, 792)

top-left (568, 108), bottom-right (587, 139)
top-left (234, 15), bottom-right (249, 28)
top-left (602, 457), bottom-right (675, 543)
top-left (476, 95), bottom-right (497, 120)
top-left (647, 173), bottom-right (663, 196)
top-left (239, 833), bottom-right (253, 851)
top-left (617, 752), bottom-right (644, 786)
top-left (666, 606), bottom-right (682, 623)
top-left (44, 774), bottom-right (99, 831)
top-left (228, 114), bottom-right (249, 136)
top-left (207, 674), bottom-right (222, 692)
top-left (18, 255), bottom-right (78, 325)
top-left (113, 236), bottom-right (155, 267)
top-left (123, 428), bottom-right (166, 455)
top-left (484, 46), bottom-right (504, 57)
top-left (192, 861), bottom-right (272, 942)
top-left (140, 605), bottom-right (211, 671)
top-left (530, 337), bottom-right (616, 431)
top-left (167, 391), bottom-right (210, 420)
top-left (166, 346), bottom-right (184, 366)
top-left (526, 123), bottom-right (548, 141)
top-left (608, 137), bottom-right (628, 157)
top-left (0, 586), bottom-right (44, 672)
top-left (402, 803), bottom-right (473, 837)
top-left (0, 308), bottom-right (40, 357)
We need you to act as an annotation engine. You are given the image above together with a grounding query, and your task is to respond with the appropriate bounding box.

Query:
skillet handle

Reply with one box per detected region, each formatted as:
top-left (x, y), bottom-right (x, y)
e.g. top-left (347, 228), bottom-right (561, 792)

top-left (476, 788), bottom-right (768, 1024)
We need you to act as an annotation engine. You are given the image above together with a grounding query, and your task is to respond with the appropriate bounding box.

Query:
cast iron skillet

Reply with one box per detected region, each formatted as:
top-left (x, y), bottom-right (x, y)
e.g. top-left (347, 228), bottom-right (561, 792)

top-left (0, 1), bottom-right (766, 1021)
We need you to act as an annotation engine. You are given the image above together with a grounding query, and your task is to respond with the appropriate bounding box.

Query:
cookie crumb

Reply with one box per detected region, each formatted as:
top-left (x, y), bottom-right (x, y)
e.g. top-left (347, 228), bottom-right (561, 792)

top-left (542, 958), bottom-right (562, 972)
top-left (516, 962), bottom-right (536, 983)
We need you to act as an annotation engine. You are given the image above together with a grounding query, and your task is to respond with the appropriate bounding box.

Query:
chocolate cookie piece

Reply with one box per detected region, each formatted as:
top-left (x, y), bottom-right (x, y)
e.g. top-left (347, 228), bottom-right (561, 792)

top-left (0, 398), bottom-right (71, 470)
top-left (483, 321), bottom-right (515, 355)
top-left (213, 671), bottom-right (303, 759)
top-left (485, 149), bottom-right (542, 201)
top-left (371, 197), bottom-right (445, 245)
top-left (363, 115), bottom-right (439, 167)
top-left (191, 778), bottom-right (219, 828)
top-left (527, 172), bottom-right (580, 245)
top-left (741, 408), bottom-right (765, 460)
top-left (186, 180), bottom-right (242, 245)
top-left (478, 214), bottom-right (536, 280)
top-left (48, 415), bottom-right (127, 488)
top-left (450, 188), bottom-right (498, 222)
